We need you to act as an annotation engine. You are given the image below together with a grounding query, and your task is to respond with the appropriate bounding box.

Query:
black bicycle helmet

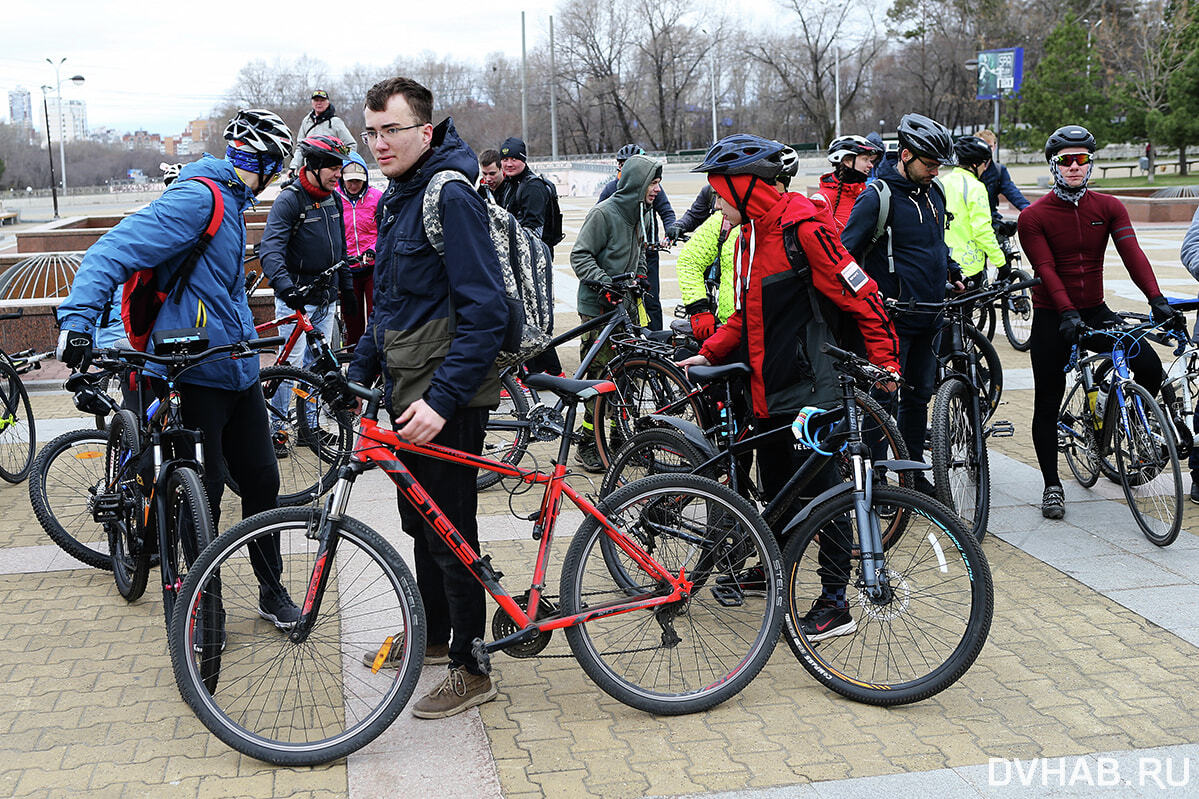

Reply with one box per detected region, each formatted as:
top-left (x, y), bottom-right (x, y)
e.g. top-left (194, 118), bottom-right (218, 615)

top-left (953, 135), bottom-right (993, 166)
top-left (1044, 125), bottom-right (1096, 162)
top-left (692, 134), bottom-right (787, 180)
top-left (616, 144), bottom-right (645, 164)
top-left (897, 113), bottom-right (955, 165)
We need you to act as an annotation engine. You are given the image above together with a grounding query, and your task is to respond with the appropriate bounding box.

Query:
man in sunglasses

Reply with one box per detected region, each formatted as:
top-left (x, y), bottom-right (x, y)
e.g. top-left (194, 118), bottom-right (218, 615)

top-left (1018, 124), bottom-right (1183, 520)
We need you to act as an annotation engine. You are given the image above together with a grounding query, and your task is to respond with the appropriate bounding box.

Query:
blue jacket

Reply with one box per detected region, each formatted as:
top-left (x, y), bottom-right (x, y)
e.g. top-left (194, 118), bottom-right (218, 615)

top-left (980, 161), bottom-right (1029, 226)
top-left (58, 155), bottom-right (260, 390)
top-left (347, 118), bottom-right (507, 419)
top-left (841, 157), bottom-right (951, 332)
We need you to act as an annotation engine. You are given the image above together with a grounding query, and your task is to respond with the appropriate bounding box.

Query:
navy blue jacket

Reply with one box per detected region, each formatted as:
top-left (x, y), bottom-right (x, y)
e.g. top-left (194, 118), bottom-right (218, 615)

top-left (599, 177), bottom-right (676, 244)
top-left (980, 162), bottom-right (1029, 226)
top-left (347, 118), bottom-right (507, 419)
top-left (259, 179), bottom-right (351, 303)
top-left (58, 155), bottom-right (261, 390)
top-left (841, 157), bottom-right (951, 332)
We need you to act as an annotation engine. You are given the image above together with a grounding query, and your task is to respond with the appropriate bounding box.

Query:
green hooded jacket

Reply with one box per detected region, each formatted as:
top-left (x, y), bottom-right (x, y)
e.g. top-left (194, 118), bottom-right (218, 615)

top-left (571, 154), bottom-right (661, 317)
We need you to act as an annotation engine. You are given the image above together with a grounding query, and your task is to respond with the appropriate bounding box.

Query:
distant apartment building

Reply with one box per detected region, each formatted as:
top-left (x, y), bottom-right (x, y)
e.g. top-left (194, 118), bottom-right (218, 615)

top-left (8, 87), bottom-right (33, 132)
top-left (40, 97), bottom-right (87, 144)
top-left (122, 130), bottom-right (164, 153)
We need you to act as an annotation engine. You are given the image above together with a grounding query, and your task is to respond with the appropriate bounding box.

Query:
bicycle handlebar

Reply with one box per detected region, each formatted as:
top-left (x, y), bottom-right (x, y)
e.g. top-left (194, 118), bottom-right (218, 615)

top-left (819, 342), bottom-right (900, 386)
top-left (887, 275), bottom-right (1040, 314)
top-left (92, 336), bottom-right (286, 369)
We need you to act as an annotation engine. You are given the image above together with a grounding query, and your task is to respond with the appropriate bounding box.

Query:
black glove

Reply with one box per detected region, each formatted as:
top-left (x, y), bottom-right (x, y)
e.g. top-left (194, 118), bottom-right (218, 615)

top-left (56, 329), bottom-right (93, 370)
top-left (1149, 295), bottom-right (1186, 334)
top-left (321, 371), bottom-right (359, 411)
top-left (278, 285), bottom-right (308, 312)
top-left (996, 250), bottom-right (1016, 282)
top-left (339, 289), bottom-right (357, 314)
top-left (361, 249), bottom-right (376, 268)
top-left (665, 224), bottom-right (681, 243)
top-left (1058, 309), bottom-right (1084, 343)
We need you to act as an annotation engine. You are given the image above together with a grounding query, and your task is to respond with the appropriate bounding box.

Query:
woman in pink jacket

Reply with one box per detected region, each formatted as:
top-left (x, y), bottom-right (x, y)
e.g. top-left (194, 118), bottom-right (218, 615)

top-left (338, 152), bottom-right (382, 348)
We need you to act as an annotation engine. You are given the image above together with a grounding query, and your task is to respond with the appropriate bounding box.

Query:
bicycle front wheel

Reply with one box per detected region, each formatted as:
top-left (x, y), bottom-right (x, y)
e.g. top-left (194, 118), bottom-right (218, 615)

top-left (782, 485), bottom-right (993, 705)
top-left (169, 507), bottom-right (425, 766)
top-left (162, 467), bottom-right (214, 629)
top-left (1001, 269), bottom-right (1034, 351)
top-left (930, 378), bottom-right (990, 542)
top-left (479, 370), bottom-right (531, 491)
top-left (594, 355), bottom-right (704, 469)
top-left (1059, 379), bottom-right (1100, 488)
top-left (106, 409), bottom-right (149, 601)
top-left (560, 474), bottom-right (782, 715)
top-left (29, 428), bottom-right (112, 570)
top-left (259, 365), bottom-right (352, 505)
top-left (0, 360), bottom-right (36, 483)
top-left (1114, 383), bottom-right (1182, 546)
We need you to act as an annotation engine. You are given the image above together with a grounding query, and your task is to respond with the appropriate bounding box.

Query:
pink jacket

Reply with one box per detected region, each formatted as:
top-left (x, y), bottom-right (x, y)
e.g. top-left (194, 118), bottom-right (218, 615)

top-left (339, 186), bottom-right (382, 266)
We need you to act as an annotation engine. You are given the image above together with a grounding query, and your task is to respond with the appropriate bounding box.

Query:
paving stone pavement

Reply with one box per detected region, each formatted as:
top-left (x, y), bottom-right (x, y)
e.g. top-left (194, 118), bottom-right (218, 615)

top-left (4, 185), bottom-right (1199, 797)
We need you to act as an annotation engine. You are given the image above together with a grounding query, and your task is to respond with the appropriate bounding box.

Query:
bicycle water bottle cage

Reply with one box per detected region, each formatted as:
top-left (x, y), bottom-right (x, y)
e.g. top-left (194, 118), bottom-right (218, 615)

top-left (152, 328), bottom-right (210, 355)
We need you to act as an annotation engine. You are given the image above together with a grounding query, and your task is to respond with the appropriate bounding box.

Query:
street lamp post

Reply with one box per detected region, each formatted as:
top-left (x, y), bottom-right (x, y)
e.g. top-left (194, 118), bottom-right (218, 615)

top-left (700, 28), bottom-right (718, 146)
top-left (45, 57), bottom-right (85, 196)
top-left (39, 86), bottom-right (60, 219)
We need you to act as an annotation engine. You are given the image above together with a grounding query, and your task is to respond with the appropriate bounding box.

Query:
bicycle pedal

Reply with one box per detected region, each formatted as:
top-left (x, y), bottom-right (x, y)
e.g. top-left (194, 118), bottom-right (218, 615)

top-left (708, 584), bottom-right (745, 608)
top-left (470, 637), bottom-right (493, 673)
top-left (90, 492), bottom-right (125, 523)
top-left (987, 420), bottom-right (1015, 438)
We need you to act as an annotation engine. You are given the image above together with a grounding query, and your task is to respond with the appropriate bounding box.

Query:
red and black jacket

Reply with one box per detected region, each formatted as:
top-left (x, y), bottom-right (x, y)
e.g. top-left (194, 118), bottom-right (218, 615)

top-left (699, 177), bottom-right (899, 418)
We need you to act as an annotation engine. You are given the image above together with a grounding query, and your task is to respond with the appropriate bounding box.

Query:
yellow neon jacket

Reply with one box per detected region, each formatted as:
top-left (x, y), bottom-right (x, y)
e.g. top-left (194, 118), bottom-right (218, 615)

top-left (942, 167), bottom-right (1004, 278)
top-left (675, 212), bottom-right (738, 323)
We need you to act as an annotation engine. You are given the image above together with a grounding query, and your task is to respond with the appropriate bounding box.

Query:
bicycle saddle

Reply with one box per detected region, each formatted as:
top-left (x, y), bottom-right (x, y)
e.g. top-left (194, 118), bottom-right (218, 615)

top-left (686, 363), bottom-right (751, 384)
top-left (523, 373), bottom-right (618, 401)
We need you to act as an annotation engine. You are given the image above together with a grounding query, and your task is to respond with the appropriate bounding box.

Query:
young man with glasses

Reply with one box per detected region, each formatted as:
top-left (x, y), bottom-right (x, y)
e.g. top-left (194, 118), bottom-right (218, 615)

top-left (349, 77), bottom-right (508, 718)
top-left (841, 113), bottom-right (959, 494)
top-left (1018, 124), bottom-right (1182, 519)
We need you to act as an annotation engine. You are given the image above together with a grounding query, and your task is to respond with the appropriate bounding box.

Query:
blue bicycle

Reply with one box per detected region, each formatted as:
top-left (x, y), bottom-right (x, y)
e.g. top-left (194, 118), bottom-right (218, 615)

top-left (1057, 306), bottom-right (1194, 546)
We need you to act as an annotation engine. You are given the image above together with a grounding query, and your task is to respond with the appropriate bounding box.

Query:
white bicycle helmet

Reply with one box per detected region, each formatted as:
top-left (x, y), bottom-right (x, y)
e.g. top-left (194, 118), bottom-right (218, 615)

top-left (826, 135), bottom-right (884, 165)
top-left (223, 108), bottom-right (293, 160)
top-left (159, 162), bottom-right (183, 186)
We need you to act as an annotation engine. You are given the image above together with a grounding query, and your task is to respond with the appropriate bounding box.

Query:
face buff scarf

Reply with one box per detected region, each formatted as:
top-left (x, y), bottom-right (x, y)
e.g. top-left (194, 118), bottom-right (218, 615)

top-left (1050, 158), bottom-right (1093, 206)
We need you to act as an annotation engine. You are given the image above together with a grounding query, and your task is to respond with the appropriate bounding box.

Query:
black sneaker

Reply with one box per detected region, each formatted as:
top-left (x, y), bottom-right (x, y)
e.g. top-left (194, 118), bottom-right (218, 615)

top-left (913, 474), bottom-right (937, 498)
top-left (574, 440), bottom-right (604, 473)
top-left (799, 599), bottom-right (856, 642)
top-left (272, 431), bottom-right (290, 460)
top-left (715, 565), bottom-right (767, 597)
top-left (1041, 485), bottom-right (1065, 519)
top-left (1191, 480), bottom-right (1199, 505)
top-left (259, 593), bottom-right (301, 629)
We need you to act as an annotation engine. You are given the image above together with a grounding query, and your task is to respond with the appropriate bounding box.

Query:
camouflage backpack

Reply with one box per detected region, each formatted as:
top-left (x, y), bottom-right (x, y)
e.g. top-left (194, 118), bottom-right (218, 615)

top-left (422, 170), bottom-right (554, 368)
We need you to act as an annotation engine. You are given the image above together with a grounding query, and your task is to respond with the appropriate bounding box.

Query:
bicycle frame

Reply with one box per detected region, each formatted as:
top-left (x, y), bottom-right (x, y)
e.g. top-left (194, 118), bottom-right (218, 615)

top-left (290, 396), bottom-right (692, 652)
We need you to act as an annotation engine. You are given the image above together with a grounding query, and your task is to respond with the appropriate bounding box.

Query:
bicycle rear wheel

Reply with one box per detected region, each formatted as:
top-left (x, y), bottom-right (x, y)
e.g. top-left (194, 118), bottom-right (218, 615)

top-left (560, 474), bottom-right (782, 715)
top-left (259, 366), bottom-right (352, 505)
top-left (599, 427), bottom-right (710, 497)
top-left (1059, 379), bottom-right (1101, 488)
top-left (169, 507), bottom-right (425, 766)
top-left (930, 378), bottom-right (990, 542)
top-left (781, 485), bottom-right (993, 705)
top-left (479, 370), bottom-right (531, 490)
top-left (1001, 269), bottom-right (1034, 351)
top-left (1114, 383), bottom-right (1182, 546)
top-left (107, 409), bottom-right (150, 601)
top-left (971, 299), bottom-right (996, 342)
top-left (594, 355), bottom-right (704, 469)
top-left (0, 360), bottom-right (36, 483)
top-left (162, 467), bottom-right (214, 629)
top-left (29, 428), bottom-right (112, 570)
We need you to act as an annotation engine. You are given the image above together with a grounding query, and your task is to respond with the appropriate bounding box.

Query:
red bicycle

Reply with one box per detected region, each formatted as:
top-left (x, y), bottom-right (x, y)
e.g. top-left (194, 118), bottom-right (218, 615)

top-left (168, 371), bottom-right (782, 765)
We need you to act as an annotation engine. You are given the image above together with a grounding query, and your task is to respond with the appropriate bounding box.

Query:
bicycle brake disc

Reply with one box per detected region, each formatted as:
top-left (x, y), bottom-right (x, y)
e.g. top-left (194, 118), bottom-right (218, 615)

top-left (491, 591), bottom-right (557, 658)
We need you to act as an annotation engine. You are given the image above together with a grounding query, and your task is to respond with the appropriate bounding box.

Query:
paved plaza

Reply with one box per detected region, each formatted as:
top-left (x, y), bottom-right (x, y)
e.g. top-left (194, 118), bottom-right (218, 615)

top-left (3, 175), bottom-right (1199, 797)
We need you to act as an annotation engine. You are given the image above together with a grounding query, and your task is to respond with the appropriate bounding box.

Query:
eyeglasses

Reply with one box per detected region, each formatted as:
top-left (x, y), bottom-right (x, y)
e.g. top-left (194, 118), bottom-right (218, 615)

top-left (361, 123), bottom-right (425, 144)
top-left (914, 156), bottom-right (942, 170)
top-left (1053, 152), bottom-right (1093, 167)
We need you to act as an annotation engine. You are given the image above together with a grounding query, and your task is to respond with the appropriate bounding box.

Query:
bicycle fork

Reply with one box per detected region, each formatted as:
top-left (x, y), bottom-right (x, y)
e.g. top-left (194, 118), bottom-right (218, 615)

top-left (289, 472), bottom-right (355, 643)
top-left (849, 451), bottom-right (891, 602)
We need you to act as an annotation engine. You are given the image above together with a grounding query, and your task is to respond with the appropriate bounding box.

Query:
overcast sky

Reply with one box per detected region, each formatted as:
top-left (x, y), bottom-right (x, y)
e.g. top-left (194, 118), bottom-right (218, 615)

top-left (4, 0), bottom-right (777, 138)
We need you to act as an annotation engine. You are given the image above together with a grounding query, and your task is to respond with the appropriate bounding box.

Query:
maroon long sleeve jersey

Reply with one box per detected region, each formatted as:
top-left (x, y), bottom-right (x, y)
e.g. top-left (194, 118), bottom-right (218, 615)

top-left (1017, 190), bottom-right (1161, 313)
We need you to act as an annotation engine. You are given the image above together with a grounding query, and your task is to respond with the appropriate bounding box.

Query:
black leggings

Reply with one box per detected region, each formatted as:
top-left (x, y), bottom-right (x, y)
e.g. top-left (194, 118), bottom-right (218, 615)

top-left (1029, 305), bottom-right (1163, 488)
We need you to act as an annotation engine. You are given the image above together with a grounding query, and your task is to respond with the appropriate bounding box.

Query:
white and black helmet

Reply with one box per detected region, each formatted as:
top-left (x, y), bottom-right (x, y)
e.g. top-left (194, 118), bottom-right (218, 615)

top-left (159, 162), bottom-right (183, 186)
top-left (223, 108), bottom-right (293, 161)
top-left (827, 135), bottom-right (884, 165)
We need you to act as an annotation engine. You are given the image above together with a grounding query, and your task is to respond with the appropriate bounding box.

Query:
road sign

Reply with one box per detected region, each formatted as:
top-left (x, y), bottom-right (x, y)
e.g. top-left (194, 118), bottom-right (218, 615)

top-left (976, 48), bottom-right (1024, 100)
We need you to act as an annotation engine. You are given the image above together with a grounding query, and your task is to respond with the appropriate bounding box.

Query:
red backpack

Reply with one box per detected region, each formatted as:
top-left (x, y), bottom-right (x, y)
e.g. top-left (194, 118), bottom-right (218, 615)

top-left (121, 176), bottom-right (224, 350)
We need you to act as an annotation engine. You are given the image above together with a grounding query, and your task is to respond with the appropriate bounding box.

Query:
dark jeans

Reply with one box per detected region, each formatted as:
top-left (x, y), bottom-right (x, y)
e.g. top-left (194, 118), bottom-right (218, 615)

top-left (178, 381), bottom-right (283, 602)
top-left (873, 328), bottom-right (938, 465)
top-left (642, 247), bottom-right (663, 331)
top-left (1030, 305), bottom-right (1163, 488)
top-left (394, 406), bottom-right (489, 674)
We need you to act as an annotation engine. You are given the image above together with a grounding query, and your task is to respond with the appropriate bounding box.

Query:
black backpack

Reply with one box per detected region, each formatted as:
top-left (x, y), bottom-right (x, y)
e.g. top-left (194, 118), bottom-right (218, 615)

top-left (532, 172), bottom-right (564, 247)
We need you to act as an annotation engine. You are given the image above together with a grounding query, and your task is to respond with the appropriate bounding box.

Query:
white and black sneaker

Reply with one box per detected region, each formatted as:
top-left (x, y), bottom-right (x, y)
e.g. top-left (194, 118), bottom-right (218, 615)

top-left (799, 599), bottom-right (856, 642)
top-left (259, 593), bottom-right (301, 630)
top-left (1041, 485), bottom-right (1065, 519)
